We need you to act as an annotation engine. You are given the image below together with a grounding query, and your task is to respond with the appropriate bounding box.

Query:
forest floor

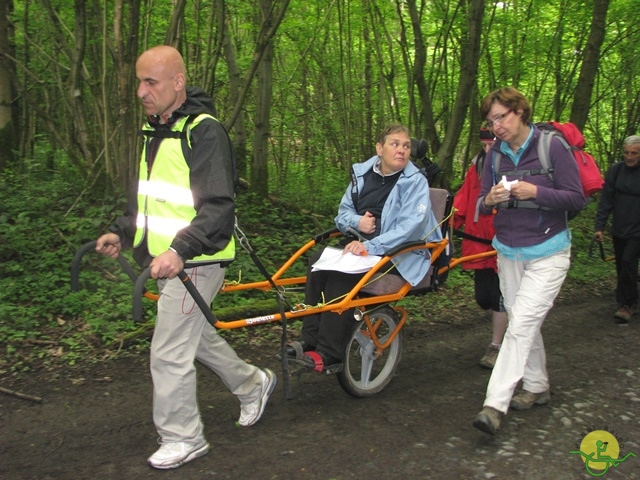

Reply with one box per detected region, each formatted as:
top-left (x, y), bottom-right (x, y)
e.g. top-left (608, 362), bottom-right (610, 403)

top-left (2, 278), bottom-right (640, 480)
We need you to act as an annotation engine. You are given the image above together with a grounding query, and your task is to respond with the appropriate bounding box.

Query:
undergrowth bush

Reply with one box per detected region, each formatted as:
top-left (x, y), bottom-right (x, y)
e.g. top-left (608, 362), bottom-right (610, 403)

top-left (0, 159), bottom-right (617, 371)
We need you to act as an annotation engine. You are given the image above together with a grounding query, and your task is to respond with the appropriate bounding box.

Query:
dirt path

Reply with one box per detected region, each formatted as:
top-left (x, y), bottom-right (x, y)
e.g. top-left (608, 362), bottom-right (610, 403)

top-left (2, 287), bottom-right (640, 480)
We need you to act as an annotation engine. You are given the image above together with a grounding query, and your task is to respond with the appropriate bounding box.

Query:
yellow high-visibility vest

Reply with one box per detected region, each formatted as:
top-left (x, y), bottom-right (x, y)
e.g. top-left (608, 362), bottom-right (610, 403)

top-left (134, 114), bottom-right (235, 263)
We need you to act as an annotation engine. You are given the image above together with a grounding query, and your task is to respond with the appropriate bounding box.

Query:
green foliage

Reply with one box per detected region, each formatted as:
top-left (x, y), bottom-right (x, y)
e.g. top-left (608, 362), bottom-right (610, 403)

top-left (12, 0), bottom-right (639, 200)
top-left (268, 154), bottom-right (351, 215)
top-left (564, 200), bottom-right (617, 288)
top-left (0, 155), bottom-right (617, 371)
top-left (0, 164), bottom-right (339, 369)
top-left (0, 158), bottom-right (136, 369)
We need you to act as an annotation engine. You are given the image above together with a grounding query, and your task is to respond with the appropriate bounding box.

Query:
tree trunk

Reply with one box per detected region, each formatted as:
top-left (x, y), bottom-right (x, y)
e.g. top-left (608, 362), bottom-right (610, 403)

top-left (164, 0), bottom-right (187, 47)
top-left (362, 0), bottom-right (374, 158)
top-left (221, 9), bottom-right (248, 182)
top-left (436, 0), bottom-right (485, 187)
top-left (224, 0), bottom-right (290, 132)
top-left (251, 0), bottom-right (275, 197)
top-left (405, 0), bottom-right (439, 151)
top-left (0, 0), bottom-right (16, 172)
top-left (570, 0), bottom-right (610, 131)
top-left (112, 0), bottom-right (141, 198)
top-left (70, 0), bottom-right (94, 167)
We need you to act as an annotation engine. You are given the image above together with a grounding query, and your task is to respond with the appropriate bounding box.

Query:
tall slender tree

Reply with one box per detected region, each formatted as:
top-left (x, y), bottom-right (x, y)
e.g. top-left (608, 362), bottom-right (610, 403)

top-left (0, 0), bottom-right (16, 172)
top-left (252, 0), bottom-right (276, 197)
top-left (435, 0), bottom-right (484, 185)
top-left (570, 0), bottom-right (610, 130)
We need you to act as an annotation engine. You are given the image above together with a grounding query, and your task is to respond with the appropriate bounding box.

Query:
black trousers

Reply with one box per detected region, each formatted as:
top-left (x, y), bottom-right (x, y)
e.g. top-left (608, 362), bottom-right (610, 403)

top-left (473, 268), bottom-right (504, 312)
top-left (613, 236), bottom-right (640, 307)
top-left (299, 249), bottom-right (365, 360)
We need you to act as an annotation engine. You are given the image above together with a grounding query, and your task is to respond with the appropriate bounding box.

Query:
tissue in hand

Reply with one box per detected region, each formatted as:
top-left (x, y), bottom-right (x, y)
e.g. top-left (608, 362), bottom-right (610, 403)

top-left (500, 175), bottom-right (518, 191)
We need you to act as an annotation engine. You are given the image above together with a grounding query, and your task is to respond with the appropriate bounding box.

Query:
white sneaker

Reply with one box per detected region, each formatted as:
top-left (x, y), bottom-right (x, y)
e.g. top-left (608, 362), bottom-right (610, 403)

top-left (147, 440), bottom-right (210, 469)
top-left (238, 368), bottom-right (277, 426)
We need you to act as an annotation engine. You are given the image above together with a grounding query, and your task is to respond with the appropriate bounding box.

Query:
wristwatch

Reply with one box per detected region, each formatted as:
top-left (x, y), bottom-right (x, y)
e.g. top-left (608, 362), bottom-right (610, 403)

top-left (168, 247), bottom-right (185, 263)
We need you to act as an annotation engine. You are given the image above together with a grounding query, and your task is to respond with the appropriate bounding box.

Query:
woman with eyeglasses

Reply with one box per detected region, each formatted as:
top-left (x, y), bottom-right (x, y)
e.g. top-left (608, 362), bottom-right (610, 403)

top-left (472, 87), bottom-right (585, 435)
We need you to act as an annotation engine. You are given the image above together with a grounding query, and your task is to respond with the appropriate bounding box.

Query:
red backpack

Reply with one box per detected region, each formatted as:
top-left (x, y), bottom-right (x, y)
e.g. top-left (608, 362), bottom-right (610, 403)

top-left (538, 121), bottom-right (604, 197)
top-left (492, 121), bottom-right (604, 219)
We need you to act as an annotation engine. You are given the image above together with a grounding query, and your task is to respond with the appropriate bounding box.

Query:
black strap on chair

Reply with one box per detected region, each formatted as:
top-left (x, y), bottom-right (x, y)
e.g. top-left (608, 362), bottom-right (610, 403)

top-left (234, 221), bottom-right (294, 400)
top-left (453, 229), bottom-right (493, 245)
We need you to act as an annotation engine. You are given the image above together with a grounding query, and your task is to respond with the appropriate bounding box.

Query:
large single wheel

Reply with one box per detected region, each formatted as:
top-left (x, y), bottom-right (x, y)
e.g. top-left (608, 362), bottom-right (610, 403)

top-left (337, 306), bottom-right (403, 397)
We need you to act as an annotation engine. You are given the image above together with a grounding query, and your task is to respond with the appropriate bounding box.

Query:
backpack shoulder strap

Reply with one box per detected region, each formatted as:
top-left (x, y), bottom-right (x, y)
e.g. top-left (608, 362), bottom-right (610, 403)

top-left (491, 149), bottom-right (501, 185)
top-left (493, 134), bottom-right (557, 212)
top-left (180, 114), bottom-right (239, 191)
top-left (537, 129), bottom-right (575, 223)
top-left (492, 148), bottom-right (548, 180)
top-left (141, 114), bottom-right (239, 191)
top-left (138, 114), bottom-right (200, 140)
top-left (537, 129), bottom-right (553, 173)
top-left (613, 160), bottom-right (624, 190)
top-left (537, 128), bottom-right (570, 173)
top-left (475, 149), bottom-right (487, 174)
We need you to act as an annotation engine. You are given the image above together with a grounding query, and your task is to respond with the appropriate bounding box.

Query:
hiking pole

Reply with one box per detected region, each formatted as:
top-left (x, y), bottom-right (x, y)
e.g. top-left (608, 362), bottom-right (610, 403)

top-left (588, 237), bottom-right (615, 262)
top-left (588, 237), bottom-right (605, 261)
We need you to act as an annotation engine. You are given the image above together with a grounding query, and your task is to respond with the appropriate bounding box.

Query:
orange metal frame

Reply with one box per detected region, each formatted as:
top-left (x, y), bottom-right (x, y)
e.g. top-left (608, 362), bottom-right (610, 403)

top-left (205, 234), bottom-right (496, 357)
top-left (133, 230), bottom-right (496, 359)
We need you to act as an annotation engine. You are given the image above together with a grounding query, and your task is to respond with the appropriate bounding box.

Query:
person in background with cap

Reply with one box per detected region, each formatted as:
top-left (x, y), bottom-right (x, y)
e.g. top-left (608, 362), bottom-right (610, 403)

top-left (453, 129), bottom-right (507, 368)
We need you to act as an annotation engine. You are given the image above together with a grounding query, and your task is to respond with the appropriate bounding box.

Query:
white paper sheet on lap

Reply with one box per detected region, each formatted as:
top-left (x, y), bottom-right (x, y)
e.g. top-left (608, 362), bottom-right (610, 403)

top-left (311, 246), bottom-right (382, 274)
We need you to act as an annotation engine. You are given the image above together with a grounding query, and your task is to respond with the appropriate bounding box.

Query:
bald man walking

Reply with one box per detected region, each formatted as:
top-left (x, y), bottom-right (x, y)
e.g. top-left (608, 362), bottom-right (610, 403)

top-left (95, 46), bottom-right (276, 469)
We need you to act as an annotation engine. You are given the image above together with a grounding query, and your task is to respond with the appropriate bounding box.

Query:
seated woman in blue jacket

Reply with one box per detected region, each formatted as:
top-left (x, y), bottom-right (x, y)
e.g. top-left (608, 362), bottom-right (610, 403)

top-left (287, 123), bottom-right (442, 371)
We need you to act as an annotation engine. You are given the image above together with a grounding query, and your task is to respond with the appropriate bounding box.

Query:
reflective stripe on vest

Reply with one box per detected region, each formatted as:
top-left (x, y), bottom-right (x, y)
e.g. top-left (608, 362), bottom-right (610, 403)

top-left (134, 114), bottom-right (235, 263)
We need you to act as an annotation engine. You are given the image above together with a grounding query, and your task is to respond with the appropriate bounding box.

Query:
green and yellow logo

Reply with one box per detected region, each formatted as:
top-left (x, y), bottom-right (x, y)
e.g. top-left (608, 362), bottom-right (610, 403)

top-left (569, 427), bottom-right (636, 477)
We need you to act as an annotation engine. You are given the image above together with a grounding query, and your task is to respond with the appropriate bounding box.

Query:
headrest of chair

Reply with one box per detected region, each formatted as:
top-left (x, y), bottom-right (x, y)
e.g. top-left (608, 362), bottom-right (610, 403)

top-left (429, 188), bottom-right (451, 224)
top-left (411, 138), bottom-right (429, 160)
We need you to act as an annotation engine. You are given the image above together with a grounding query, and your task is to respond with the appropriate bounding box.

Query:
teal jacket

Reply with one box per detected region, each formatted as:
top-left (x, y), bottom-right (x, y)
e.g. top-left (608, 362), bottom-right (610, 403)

top-left (335, 155), bottom-right (442, 285)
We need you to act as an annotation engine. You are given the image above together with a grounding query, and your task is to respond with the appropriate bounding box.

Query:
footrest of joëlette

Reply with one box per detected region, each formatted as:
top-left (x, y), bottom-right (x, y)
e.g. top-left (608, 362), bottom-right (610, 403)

top-left (301, 351), bottom-right (344, 375)
top-left (279, 352), bottom-right (344, 376)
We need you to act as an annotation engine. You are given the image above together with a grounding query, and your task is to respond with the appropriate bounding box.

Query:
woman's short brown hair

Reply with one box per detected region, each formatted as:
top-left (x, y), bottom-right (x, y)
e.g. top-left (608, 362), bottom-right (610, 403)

top-left (377, 123), bottom-right (411, 145)
top-left (480, 87), bottom-right (532, 126)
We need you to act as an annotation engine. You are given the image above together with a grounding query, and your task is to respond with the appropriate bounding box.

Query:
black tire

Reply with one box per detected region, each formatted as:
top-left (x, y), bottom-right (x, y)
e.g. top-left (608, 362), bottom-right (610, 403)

top-left (337, 306), bottom-right (403, 397)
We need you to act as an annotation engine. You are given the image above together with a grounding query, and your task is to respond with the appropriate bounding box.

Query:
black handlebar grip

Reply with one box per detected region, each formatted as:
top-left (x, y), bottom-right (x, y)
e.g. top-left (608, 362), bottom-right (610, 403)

top-left (70, 241), bottom-right (98, 292)
top-left (177, 271), bottom-right (218, 326)
top-left (132, 269), bottom-right (218, 325)
top-left (133, 267), bottom-right (152, 322)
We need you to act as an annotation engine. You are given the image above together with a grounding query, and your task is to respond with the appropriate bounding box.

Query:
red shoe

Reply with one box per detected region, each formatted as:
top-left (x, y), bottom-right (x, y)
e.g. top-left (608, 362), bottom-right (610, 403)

top-left (302, 350), bottom-right (342, 374)
top-left (285, 340), bottom-right (316, 360)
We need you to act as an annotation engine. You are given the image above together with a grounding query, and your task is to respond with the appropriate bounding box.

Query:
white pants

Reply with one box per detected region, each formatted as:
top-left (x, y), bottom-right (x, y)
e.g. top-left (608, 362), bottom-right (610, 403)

top-left (151, 264), bottom-right (262, 444)
top-left (483, 248), bottom-right (570, 413)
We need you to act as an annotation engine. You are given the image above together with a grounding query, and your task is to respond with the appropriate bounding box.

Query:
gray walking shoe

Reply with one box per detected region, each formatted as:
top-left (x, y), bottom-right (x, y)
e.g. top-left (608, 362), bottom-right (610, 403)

top-left (509, 389), bottom-right (551, 410)
top-left (473, 407), bottom-right (503, 435)
top-left (479, 344), bottom-right (500, 369)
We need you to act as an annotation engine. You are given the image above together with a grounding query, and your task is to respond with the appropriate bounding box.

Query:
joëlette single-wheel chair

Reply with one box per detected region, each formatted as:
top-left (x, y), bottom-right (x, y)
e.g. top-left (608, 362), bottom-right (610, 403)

top-left (71, 188), bottom-right (496, 399)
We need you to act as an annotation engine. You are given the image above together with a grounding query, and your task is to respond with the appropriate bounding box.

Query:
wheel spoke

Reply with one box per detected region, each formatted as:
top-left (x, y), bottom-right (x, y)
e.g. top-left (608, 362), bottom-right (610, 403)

top-left (353, 329), bottom-right (374, 353)
top-left (358, 355), bottom-right (375, 386)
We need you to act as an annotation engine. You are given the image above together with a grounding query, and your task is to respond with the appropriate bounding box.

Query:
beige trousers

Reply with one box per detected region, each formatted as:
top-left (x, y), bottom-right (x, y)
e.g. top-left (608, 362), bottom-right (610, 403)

top-left (151, 264), bottom-right (262, 444)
